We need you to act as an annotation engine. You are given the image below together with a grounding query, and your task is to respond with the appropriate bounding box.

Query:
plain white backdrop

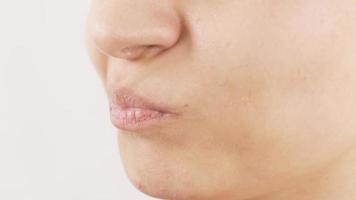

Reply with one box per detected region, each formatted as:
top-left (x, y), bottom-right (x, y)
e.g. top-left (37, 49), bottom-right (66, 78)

top-left (0, 0), bottom-right (155, 199)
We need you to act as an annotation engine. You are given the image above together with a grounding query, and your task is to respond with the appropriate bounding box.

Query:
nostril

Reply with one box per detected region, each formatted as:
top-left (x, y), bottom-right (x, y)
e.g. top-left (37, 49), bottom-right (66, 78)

top-left (120, 45), bottom-right (164, 60)
top-left (120, 46), bottom-right (148, 60)
top-left (143, 45), bottom-right (165, 58)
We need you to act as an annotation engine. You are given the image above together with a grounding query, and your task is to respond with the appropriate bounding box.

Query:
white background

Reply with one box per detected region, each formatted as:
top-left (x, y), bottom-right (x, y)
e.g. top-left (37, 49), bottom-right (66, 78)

top-left (0, 0), bottom-right (155, 199)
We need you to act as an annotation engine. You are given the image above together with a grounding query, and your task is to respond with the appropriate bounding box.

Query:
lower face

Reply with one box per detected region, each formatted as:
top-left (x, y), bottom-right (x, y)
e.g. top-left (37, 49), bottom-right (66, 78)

top-left (86, 0), bottom-right (356, 199)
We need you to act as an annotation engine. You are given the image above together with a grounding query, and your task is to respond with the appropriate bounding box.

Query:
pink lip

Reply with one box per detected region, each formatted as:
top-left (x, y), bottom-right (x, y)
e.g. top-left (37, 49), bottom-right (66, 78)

top-left (109, 86), bottom-right (178, 131)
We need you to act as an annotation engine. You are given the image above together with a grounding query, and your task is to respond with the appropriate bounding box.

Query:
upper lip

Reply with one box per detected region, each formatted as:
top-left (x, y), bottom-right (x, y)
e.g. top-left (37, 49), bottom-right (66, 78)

top-left (109, 86), bottom-right (177, 114)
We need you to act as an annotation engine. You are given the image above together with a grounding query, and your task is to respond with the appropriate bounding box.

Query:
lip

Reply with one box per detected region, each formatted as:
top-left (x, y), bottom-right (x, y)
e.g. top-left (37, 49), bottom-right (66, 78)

top-left (108, 86), bottom-right (179, 131)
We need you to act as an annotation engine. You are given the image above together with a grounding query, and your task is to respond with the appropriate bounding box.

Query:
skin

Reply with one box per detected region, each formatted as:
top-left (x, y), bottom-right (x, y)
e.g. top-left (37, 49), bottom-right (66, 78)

top-left (85, 0), bottom-right (356, 199)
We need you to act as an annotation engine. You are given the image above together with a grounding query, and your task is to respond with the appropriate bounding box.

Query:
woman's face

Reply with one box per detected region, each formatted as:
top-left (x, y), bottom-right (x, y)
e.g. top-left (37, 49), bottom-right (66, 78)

top-left (86, 0), bottom-right (356, 199)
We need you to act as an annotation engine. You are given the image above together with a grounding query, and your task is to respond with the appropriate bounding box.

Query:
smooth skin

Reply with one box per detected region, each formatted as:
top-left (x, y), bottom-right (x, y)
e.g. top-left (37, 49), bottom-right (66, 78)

top-left (86, 0), bottom-right (356, 199)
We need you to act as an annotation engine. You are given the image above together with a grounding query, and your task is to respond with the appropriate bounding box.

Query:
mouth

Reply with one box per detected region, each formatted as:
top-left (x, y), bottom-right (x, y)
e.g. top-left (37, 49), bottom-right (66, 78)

top-left (108, 86), bottom-right (179, 131)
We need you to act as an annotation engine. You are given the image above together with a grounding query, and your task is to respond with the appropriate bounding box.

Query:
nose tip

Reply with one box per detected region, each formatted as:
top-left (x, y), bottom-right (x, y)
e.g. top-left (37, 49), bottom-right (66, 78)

top-left (88, 10), bottom-right (181, 61)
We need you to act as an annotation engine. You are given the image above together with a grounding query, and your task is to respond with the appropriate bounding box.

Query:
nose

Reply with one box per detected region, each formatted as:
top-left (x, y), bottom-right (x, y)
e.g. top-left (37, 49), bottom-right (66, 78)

top-left (87, 0), bottom-right (182, 61)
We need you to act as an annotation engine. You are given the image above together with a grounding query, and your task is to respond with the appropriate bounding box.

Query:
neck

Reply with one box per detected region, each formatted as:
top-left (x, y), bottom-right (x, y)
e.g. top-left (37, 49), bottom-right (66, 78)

top-left (260, 146), bottom-right (356, 200)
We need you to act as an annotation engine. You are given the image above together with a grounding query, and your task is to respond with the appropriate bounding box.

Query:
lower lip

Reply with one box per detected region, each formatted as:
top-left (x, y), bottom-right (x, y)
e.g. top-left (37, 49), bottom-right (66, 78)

top-left (110, 106), bottom-right (175, 131)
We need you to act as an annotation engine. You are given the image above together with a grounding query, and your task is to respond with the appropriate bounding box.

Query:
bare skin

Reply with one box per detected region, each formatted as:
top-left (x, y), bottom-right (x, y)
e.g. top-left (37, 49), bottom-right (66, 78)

top-left (86, 0), bottom-right (356, 199)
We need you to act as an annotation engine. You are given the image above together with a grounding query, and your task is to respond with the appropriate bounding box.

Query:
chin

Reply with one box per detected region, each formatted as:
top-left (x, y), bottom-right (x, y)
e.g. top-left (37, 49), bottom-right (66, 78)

top-left (123, 165), bottom-right (195, 200)
top-left (117, 135), bottom-right (262, 200)
top-left (127, 175), bottom-right (225, 200)
top-left (120, 150), bottom-right (204, 199)
top-left (121, 160), bottom-right (256, 200)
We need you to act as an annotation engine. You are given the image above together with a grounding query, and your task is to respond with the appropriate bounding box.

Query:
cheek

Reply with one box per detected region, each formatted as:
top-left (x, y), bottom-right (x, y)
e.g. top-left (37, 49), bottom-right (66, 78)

top-left (242, 0), bottom-right (356, 158)
top-left (191, 0), bottom-right (356, 181)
